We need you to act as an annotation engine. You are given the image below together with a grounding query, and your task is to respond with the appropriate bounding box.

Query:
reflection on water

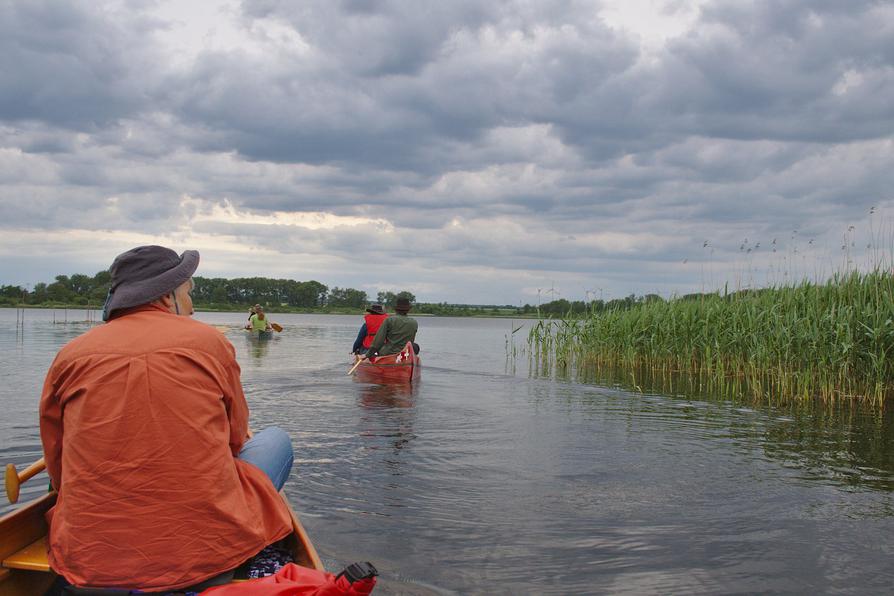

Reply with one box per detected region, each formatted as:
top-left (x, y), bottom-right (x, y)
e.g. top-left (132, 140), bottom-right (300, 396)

top-left (539, 360), bottom-right (894, 495)
top-left (2, 310), bottom-right (894, 594)
top-left (244, 330), bottom-right (275, 360)
top-left (357, 383), bottom-right (419, 477)
top-left (357, 381), bottom-right (418, 409)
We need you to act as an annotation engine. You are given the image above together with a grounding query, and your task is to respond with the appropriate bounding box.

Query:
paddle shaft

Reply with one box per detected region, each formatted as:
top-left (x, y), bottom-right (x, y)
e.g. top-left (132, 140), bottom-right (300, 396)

top-left (5, 457), bottom-right (46, 504)
top-left (348, 357), bottom-right (366, 375)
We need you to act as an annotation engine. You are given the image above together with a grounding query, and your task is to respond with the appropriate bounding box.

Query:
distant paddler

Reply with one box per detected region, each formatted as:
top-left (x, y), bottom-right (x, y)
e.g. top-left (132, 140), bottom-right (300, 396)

top-left (243, 303), bottom-right (259, 329)
top-left (351, 298), bottom-right (420, 374)
top-left (247, 305), bottom-right (283, 334)
top-left (363, 297), bottom-right (420, 359)
top-left (351, 303), bottom-right (388, 356)
top-left (248, 304), bottom-right (273, 333)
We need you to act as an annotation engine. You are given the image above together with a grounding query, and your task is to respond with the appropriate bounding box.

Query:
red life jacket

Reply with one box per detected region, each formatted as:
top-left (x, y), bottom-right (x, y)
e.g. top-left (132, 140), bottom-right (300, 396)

top-left (362, 313), bottom-right (388, 349)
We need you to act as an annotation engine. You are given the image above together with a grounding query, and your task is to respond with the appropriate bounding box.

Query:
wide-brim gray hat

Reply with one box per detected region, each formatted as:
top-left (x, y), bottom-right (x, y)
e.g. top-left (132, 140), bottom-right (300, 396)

top-left (366, 303), bottom-right (385, 314)
top-left (102, 245), bottom-right (200, 321)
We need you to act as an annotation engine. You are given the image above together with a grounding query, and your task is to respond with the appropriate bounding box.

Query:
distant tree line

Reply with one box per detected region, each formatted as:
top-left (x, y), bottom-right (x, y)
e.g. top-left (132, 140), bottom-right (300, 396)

top-left (1, 272), bottom-right (697, 316)
top-left (1, 272), bottom-right (111, 306)
top-left (191, 277), bottom-right (331, 308)
top-left (0, 271), bottom-right (423, 312)
top-left (526, 293), bottom-right (666, 316)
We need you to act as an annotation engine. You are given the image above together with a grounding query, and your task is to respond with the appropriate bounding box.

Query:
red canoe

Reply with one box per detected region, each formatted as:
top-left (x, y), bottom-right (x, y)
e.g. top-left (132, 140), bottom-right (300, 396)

top-left (355, 342), bottom-right (421, 383)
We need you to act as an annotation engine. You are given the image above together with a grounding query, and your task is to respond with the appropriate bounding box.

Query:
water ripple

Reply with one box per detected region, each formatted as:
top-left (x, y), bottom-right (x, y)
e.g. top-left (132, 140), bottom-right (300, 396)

top-left (2, 310), bottom-right (894, 593)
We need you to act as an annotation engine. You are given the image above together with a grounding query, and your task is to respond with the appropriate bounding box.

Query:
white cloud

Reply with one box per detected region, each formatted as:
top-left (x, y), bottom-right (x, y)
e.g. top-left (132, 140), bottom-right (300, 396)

top-left (599, 0), bottom-right (707, 53)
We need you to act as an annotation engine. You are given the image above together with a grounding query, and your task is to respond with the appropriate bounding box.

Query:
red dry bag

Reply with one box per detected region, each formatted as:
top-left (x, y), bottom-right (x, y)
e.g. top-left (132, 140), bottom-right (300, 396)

top-left (201, 562), bottom-right (377, 596)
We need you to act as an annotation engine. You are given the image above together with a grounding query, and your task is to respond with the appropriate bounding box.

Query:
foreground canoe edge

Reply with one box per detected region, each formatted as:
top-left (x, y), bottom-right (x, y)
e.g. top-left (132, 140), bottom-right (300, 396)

top-left (0, 490), bottom-right (323, 595)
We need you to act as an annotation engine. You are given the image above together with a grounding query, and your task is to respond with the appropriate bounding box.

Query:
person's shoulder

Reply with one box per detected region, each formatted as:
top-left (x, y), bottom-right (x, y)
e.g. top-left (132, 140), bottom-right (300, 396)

top-left (181, 319), bottom-right (238, 359)
top-left (150, 313), bottom-right (229, 345)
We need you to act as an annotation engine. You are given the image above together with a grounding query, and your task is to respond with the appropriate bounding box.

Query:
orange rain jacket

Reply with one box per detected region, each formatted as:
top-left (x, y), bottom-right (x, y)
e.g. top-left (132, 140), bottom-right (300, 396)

top-left (39, 304), bottom-right (293, 591)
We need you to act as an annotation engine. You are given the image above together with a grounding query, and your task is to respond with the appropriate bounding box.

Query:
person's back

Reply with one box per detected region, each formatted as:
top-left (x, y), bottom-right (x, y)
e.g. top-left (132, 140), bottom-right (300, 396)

top-left (352, 304), bottom-right (388, 354)
top-left (40, 246), bottom-right (293, 592)
top-left (250, 309), bottom-right (269, 332)
top-left (364, 298), bottom-right (418, 358)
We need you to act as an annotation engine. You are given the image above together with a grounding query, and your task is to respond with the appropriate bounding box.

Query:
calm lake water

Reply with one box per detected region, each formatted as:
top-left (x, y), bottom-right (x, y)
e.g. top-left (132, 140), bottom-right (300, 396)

top-left (2, 308), bottom-right (894, 594)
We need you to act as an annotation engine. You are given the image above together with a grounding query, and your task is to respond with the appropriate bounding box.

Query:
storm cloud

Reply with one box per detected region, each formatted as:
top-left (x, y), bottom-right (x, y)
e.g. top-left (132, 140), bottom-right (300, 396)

top-left (1, 0), bottom-right (892, 304)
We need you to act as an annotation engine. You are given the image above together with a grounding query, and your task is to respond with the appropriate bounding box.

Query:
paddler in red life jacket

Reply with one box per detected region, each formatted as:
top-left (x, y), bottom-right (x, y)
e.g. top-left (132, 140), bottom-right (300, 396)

top-left (364, 297), bottom-right (420, 358)
top-left (352, 303), bottom-right (388, 355)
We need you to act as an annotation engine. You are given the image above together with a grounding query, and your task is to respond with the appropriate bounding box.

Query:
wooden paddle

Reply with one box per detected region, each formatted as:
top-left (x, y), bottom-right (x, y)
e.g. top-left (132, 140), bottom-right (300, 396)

top-left (348, 356), bottom-right (366, 375)
top-left (271, 323), bottom-right (283, 332)
top-left (5, 458), bottom-right (46, 504)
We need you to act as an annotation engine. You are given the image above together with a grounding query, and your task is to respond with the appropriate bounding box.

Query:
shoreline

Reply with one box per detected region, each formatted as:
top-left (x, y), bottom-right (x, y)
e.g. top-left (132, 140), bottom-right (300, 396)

top-left (0, 304), bottom-right (542, 319)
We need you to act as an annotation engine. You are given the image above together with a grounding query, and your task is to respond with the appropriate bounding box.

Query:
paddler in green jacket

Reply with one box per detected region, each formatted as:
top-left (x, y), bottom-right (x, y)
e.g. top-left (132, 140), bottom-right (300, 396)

top-left (363, 297), bottom-right (419, 358)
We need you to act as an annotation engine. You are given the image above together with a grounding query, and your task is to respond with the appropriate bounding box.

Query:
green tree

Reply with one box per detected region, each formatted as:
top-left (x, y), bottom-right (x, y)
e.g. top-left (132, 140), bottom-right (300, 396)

top-left (90, 270), bottom-right (112, 301)
top-left (377, 290), bottom-right (416, 307)
top-left (69, 274), bottom-right (92, 296)
top-left (376, 291), bottom-right (396, 306)
top-left (328, 287), bottom-right (368, 308)
top-left (47, 275), bottom-right (75, 302)
top-left (31, 282), bottom-right (48, 304)
top-left (0, 284), bottom-right (23, 299)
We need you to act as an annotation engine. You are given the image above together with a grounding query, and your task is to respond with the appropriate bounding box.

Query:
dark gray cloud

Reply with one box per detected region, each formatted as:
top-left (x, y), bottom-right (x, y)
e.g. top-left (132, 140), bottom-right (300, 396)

top-left (652, 0), bottom-right (894, 143)
top-left (0, 0), bottom-right (892, 303)
top-left (0, 1), bottom-right (166, 129)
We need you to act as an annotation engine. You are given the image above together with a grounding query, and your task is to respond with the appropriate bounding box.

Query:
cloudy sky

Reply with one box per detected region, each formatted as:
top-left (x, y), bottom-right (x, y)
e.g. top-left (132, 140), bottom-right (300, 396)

top-left (1, 0), bottom-right (892, 305)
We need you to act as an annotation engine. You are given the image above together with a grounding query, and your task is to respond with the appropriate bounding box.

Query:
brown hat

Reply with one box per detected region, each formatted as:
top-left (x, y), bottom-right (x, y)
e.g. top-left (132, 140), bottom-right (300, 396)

top-left (102, 245), bottom-right (199, 321)
top-left (395, 297), bottom-right (412, 313)
top-left (366, 303), bottom-right (385, 314)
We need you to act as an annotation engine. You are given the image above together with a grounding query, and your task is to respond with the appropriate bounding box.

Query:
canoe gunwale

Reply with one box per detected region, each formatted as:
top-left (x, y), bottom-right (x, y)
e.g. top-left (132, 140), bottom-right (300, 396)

top-left (0, 489), bottom-right (323, 593)
top-left (356, 341), bottom-right (421, 382)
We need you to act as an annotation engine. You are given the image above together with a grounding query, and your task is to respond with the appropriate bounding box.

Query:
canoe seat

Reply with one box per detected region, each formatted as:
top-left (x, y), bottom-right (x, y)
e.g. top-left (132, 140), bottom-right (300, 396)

top-left (3, 536), bottom-right (50, 572)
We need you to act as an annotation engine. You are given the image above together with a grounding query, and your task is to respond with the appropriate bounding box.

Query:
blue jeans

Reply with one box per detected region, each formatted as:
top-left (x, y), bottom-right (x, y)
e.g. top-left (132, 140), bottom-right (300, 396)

top-left (238, 427), bottom-right (294, 490)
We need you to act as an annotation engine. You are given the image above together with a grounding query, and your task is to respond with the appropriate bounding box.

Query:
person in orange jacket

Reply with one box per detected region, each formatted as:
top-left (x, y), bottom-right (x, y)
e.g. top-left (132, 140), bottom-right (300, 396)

top-left (40, 245), bottom-right (294, 593)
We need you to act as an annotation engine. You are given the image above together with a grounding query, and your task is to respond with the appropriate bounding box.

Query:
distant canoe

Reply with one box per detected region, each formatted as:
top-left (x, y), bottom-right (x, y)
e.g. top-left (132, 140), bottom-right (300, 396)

top-left (355, 342), bottom-right (420, 383)
top-left (247, 329), bottom-right (273, 340)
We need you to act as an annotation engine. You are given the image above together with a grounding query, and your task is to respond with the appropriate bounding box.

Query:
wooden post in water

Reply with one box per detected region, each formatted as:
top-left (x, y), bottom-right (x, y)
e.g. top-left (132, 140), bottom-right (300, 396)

top-left (16, 288), bottom-right (25, 331)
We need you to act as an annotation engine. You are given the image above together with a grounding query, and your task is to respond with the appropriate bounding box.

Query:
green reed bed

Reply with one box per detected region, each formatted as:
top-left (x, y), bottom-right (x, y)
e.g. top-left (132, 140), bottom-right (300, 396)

top-left (529, 270), bottom-right (894, 406)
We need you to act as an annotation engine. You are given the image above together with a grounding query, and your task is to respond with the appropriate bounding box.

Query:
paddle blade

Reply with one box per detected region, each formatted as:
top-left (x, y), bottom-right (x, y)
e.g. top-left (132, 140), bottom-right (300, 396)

top-left (5, 463), bottom-right (19, 504)
top-left (271, 323), bottom-right (283, 332)
top-left (4, 458), bottom-right (45, 504)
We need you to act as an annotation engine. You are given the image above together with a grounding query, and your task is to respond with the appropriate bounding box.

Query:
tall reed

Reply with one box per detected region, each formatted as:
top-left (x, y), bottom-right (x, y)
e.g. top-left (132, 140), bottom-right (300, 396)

top-left (529, 270), bottom-right (894, 406)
